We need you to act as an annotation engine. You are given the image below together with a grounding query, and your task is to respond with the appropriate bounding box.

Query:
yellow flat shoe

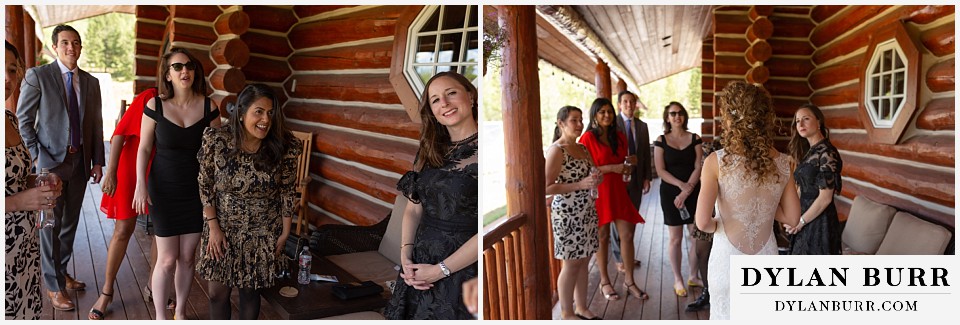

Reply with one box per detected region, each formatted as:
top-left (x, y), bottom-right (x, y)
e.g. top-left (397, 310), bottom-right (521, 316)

top-left (674, 286), bottom-right (687, 297)
top-left (687, 279), bottom-right (703, 287)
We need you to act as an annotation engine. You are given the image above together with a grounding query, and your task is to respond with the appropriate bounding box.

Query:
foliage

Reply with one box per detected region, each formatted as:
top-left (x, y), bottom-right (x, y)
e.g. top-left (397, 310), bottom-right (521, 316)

top-left (482, 10), bottom-right (506, 72)
top-left (84, 13), bottom-right (135, 82)
top-left (637, 67), bottom-right (702, 118)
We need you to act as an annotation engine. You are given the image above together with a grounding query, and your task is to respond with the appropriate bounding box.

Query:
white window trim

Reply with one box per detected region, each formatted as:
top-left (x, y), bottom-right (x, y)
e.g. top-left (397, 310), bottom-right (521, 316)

top-left (402, 5), bottom-right (479, 96)
top-left (863, 39), bottom-right (908, 129)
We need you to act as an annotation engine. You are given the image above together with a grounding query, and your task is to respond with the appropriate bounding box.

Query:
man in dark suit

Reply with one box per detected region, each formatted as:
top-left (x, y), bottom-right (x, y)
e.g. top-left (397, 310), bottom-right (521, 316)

top-left (610, 90), bottom-right (651, 273)
top-left (17, 24), bottom-right (104, 311)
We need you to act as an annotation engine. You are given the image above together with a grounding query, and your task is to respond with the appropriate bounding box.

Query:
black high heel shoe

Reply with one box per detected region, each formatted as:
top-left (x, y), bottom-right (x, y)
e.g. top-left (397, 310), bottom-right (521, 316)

top-left (685, 288), bottom-right (710, 312)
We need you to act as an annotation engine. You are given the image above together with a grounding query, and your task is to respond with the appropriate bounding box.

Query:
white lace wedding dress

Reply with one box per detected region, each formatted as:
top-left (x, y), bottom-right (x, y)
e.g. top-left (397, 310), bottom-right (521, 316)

top-left (709, 149), bottom-right (792, 320)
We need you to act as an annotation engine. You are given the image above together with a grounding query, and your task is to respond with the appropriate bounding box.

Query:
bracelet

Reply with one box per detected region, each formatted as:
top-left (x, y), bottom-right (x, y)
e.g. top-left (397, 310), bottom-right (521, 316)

top-left (439, 261), bottom-right (451, 278)
top-left (204, 216), bottom-right (218, 222)
top-left (400, 243), bottom-right (414, 249)
top-left (799, 217), bottom-right (806, 227)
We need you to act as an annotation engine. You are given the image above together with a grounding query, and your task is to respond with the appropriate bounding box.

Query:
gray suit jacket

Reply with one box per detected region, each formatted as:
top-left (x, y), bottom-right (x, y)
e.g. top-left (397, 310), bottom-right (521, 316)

top-left (616, 115), bottom-right (651, 208)
top-left (17, 61), bottom-right (104, 175)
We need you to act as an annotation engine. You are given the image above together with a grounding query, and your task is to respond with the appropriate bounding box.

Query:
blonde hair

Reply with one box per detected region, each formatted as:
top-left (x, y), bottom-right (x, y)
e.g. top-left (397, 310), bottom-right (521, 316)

top-left (718, 81), bottom-right (779, 183)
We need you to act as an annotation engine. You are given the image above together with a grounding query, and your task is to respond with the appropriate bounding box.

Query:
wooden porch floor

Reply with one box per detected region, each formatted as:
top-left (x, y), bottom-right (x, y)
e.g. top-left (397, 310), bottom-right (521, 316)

top-left (551, 178), bottom-right (710, 320)
top-left (38, 143), bottom-right (284, 320)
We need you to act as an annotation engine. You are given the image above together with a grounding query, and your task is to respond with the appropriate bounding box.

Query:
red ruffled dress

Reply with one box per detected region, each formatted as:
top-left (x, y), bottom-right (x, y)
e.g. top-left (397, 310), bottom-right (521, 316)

top-left (579, 131), bottom-right (644, 227)
top-left (99, 88), bottom-right (156, 220)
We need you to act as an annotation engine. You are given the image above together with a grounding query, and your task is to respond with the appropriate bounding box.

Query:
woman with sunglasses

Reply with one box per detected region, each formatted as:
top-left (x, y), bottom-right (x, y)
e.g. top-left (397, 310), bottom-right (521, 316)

top-left (133, 48), bottom-right (221, 320)
top-left (653, 101), bottom-right (703, 298)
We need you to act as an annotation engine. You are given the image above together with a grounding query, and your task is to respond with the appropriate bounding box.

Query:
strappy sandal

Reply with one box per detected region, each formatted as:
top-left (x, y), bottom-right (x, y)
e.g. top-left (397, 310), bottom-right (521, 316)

top-left (88, 292), bottom-right (113, 320)
top-left (143, 285), bottom-right (177, 309)
top-left (624, 282), bottom-right (649, 300)
top-left (598, 282), bottom-right (619, 301)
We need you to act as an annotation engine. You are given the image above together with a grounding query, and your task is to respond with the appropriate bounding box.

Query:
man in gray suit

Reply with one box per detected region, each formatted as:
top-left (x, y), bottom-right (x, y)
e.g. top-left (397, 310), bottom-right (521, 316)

top-left (609, 90), bottom-right (651, 273)
top-left (17, 24), bottom-right (104, 311)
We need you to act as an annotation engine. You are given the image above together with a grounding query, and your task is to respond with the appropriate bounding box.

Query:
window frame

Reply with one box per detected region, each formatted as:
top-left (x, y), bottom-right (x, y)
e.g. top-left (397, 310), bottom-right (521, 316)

top-left (402, 5), bottom-right (478, 97)
top-left (857, 21), bottom-right (920, 145)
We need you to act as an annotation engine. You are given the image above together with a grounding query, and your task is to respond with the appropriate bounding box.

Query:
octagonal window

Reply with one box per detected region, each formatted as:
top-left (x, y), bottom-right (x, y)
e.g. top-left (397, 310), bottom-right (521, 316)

top-left (863, 39), bottom-right (908, 128)
top-left (403, 5), bottom-right (479, 96)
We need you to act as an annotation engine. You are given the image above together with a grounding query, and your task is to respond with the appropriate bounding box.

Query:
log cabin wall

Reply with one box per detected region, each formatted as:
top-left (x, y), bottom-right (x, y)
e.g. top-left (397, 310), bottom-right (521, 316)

top-left (283, 6), bottom-right (419, 228)
top-left (133, 5), bottom-right (421, 228)
top-left (704, 5), bottom-right (954, 240)
top-left (807, 5), bottom-right (954, 232)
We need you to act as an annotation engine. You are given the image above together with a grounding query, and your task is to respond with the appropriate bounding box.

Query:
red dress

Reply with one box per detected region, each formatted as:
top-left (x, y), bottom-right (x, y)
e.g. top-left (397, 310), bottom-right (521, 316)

top-left (100, 88), bottom-right (156, 220)
top-left (579, 131), bottom-right (644, 227)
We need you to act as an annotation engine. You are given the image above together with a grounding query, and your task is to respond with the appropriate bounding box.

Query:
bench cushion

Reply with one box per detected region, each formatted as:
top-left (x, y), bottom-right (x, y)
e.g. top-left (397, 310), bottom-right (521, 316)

top-left (875, 212), bottom-right (952, 255)
top-left (841, 196), bottom-right (897, 254)
top-left (319, 311), bottom-right (386, 320)
top-left (327, 251), bottom-right (399, 287)
top-left (378, 197), bottom-right (407, 266)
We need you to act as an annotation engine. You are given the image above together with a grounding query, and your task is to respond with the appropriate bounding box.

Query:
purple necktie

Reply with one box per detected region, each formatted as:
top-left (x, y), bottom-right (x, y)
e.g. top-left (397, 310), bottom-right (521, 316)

top-left (626, 118), bottom-right (635, 155)
top-left (66, 71), bottom-right (81, 149)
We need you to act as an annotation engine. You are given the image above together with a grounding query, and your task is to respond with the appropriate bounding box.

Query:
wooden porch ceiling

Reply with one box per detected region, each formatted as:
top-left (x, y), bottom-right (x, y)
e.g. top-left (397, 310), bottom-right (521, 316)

top-left (26, 5), bottom-right (135, 28)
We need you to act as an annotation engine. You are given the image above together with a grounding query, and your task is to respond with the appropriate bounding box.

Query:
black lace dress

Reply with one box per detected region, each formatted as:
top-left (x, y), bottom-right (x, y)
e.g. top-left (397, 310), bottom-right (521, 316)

top-left (384, 133), bottom-right (478, 320)
top-left (790, 139), bottom-right (843, 255)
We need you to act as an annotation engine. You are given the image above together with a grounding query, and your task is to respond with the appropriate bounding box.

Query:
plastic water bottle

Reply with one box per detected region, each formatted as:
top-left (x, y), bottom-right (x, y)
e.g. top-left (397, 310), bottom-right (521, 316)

top-left (622, 159), bottom-right (632, 183)
top-left (297, 246), bottom-right (312, 285)
top-left (35, 168), bottom-right (56, 229)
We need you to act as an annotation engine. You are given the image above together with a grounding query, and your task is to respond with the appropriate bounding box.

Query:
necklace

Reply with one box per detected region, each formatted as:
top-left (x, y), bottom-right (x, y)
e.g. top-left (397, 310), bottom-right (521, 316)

top-left (446, 132), bottom-right (478, 157)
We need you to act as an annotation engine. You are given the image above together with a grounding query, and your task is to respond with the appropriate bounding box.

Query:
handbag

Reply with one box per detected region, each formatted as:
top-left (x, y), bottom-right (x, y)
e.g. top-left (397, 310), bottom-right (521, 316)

top-left (331, 281), bottom-right (384, 300)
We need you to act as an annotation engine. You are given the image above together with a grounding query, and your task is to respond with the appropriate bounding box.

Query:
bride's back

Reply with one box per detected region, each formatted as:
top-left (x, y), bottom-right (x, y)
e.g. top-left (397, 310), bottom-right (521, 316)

top-left (715, 149), bottom-right (792, 255)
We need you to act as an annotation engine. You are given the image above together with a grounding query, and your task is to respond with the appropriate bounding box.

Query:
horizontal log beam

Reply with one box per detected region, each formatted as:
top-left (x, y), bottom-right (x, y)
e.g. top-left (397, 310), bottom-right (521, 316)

top-left (137, 5), bottom-right (169, 22)
top-left (811, 5), bottom-right (890, 47)
top-left (208, 94), bottom-right (235, 116)
top-left (245, 5), bottom-right (297, 32)
top-left (209, 68), bottom-right (246, 94)
top-left (242, 56), bottom-right (291, 83)
top-left (842, 153), bottom-right (954, 206)
top-left (284, 102), bottom-right (419, 140)
top-left (925, 57), bottom-right (955, 93)
top-left (314, 157), bottom-right (400, 204)
top-left (714, 14), bottom-right (750, 34)
top-left (769, 16), bottom-right (814, 38)
top-left (293, 5), bottom-right (357, 19)
top-left (766, 57), bottom-right (815, 79)
top-left (701, 61), bottom-right (713, 75)
top-left (811, 5), bottom-right (845, 23)
top-left (714, 55), bottom-right (750, 75)
top-left (210, 38), bottom-right (249, 67)
top-left (822, 107), bottom-right (863, 130)
top-left (289, 6), bottom-right (403, 50)
top-left (135, 42), bottom-right (162, 58)
top-left (813, 5), bottom-right (927, 65)
top-left (832, 133), bottom-right (954, 167)
top-left (240, 32), bottom-right (293, 58)
top-left (774, 6), bottom-right (812, 15)
top-left (170, 5), bottom-right (221, 22)
top-left (749, 5), bottom-right (774, 20)
top-left (916, 97), bottom-right (955, 131)
top-left (288, 123), bottom-right (418, 175)
top-left (920, 22), bottom-right (955, 57)
top-left (713, 77), bottom-right (745, 92)
top-left (213, 10), bottom-right (249, 35)
top-left (809, 55), bottom-right (861, 90)
top-left (905, 5), bottom-right (955, 25)
top-left (308, 181), bottom-right (389, 226)
top-left (136, 21), bottom-right (166, 41)
top-left (769, 38), bottom-right (814, 56)
top-left (772, 98), bottom-right (809, 118)
top-left (135, 58), bottom-right (159, 78)
top-left (764, 79), bottom-right (812, 98)
top-left (842, 181), bottom-right (954, 230)
top-left (713, 37), bottom-right (749, 53)
top-left (289, 40), bottom-right (394, 71)
top-left (810, 82), bottom-right (858, 108)
top-left (284, 74), bottom-right (401, 104)
top-left (169, 20), bottom-right (218, 46)
top-left (180, 48), bottom-right (216, 80)
top-left (745, 66), bottom-right (769, 84)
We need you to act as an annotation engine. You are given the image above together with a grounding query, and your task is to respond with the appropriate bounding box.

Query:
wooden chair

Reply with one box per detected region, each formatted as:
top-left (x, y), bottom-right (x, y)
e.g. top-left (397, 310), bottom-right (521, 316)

top-left (291, 130), bottom-right (314, 240)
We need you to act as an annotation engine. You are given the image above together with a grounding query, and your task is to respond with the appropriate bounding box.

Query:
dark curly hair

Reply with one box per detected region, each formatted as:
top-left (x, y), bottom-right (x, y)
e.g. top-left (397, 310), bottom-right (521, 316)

top-left (718, 81), bottom-right (779, 183)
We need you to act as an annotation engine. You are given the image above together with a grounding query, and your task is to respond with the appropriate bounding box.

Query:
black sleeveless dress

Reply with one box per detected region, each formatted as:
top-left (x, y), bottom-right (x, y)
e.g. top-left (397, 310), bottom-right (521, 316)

top-left (384, 133), bottom-right (478, 320)
top-left (654, 133), bottom-right (702, 226)
top-left (143, 97), bottom-right (219, 237)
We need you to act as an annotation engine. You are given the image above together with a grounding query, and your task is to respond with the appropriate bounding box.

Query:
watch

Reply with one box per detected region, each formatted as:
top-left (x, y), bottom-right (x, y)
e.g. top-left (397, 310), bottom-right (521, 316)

top-left (439, 261), bottom-right (451, 278)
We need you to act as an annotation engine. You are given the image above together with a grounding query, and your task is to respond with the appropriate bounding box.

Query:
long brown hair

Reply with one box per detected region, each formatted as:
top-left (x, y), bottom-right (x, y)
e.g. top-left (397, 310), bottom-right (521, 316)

top-left (157, 48), bottom-right (206, 100)
top-left (225, 84), bottom-right (292, 171)
top-left (788, 103), bottom-right (829, 163)
top-left (553, 106), bottom-right (582, 142)
top-left (718, 81), bottom-right (778, 183)
top-left (414, 71), bottom-right (478, 171)
top-left (662, 101), bottom-right (689, 134)
top-left (586, 97), bottom-right (620, 156)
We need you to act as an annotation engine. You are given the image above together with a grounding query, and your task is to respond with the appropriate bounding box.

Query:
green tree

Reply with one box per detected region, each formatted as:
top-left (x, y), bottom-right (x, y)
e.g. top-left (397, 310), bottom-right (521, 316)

top-left (84, 13), bottom-right (135, 82)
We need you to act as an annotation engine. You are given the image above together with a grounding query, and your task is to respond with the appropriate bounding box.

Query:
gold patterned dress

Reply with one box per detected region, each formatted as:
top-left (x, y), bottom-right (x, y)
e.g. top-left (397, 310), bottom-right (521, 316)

top-left (195, 126), bottom-right (301, 289)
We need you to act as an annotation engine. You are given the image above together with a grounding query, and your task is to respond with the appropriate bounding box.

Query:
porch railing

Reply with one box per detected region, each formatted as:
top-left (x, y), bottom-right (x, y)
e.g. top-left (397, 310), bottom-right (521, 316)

top-left (482, 200), bottom-right (563, 320)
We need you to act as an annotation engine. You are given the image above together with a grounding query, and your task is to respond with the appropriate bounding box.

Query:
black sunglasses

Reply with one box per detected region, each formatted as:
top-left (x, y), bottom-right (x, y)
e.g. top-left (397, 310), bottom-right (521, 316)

top-left (169, 62), bottom-right (196, 72)
top-left (668, 111), bottom-right (683, 117)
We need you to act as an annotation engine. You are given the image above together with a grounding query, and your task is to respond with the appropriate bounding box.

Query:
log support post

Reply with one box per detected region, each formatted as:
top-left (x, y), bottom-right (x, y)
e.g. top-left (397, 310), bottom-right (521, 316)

top-left (497, 5), bottom-right (551, 320)
top-left (596, 59), bottom-right (612, 100)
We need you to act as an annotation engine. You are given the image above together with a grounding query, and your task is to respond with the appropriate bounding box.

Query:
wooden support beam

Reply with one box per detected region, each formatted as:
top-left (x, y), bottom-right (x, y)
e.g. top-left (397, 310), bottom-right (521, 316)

top-left (288, 6), bottom-right (402, 50)
top-left (210, 38), bottom-right (250, 67)
top-left (809, 55), bottom-right (862, 90)
top-left (213, 10), bottom-right (249, 35)
top-left (821, 107), bottom-right (863, 130)
top-left (284, 102), bottom-right (420, 140)
top-left (920, 22), bottom-right (955, 57)
top-left (283, 73), bottom-right (400, 104)
top-left (905, 5), bottom-right (955, 25)
top-left (596, 59), bottom-right (612, 99)
top-left (810, 82), bottom-right (859, 108)
top-left (245, 5), bottom-right (297, 32)
top-left (242, 56), bottom-right (290, 83)
top-left (745, 40), bottom-right (772, 65)
top-left (314, 158), bottom-right (400, 204)
top-left (916, 97), bottom-right (955, 131)
top-left (497, 5), bottom-right (551, 320)
top-left (290, 40), bottom-right (393, 71)
top-left (811, 5), bottom-right (846, 23)
top-left (766, 57), bottom-right (815, 79)
top-left (831, 133), bottom-right (954, 167)
top-left (926, 58), bottom-right (955, 93)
